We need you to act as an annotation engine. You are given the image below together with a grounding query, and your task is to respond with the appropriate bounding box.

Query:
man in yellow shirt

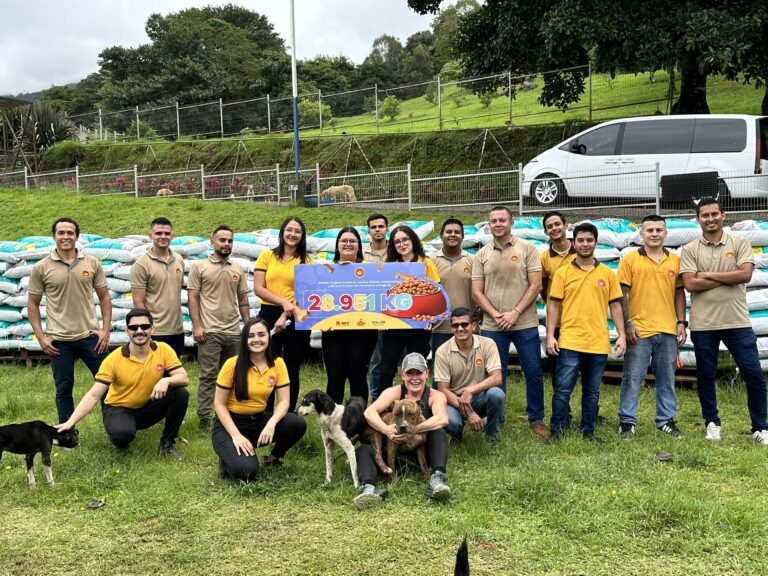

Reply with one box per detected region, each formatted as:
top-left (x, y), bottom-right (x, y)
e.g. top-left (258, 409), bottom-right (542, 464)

top-left (56, 309), bottom-right (189, 459)
top-left (618, 215), bottom-right (687, 439)
top-left (546, 222), bottom-right (625, 443)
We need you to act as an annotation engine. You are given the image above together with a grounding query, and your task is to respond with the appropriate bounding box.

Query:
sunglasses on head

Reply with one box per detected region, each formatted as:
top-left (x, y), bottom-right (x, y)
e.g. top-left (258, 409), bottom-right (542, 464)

top-left (127, 323), bottom-right (152, 331)
top-left (451, 321), bottom-right (471, 329)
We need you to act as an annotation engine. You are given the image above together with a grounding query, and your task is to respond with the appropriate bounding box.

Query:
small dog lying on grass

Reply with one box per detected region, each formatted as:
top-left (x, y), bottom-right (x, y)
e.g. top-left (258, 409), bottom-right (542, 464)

top-left (0, 420), bottom-right (79, 488)
top-left (373, 399), bottom-right (429, 479)
top-left (297, 390), bottom-right (368, 488)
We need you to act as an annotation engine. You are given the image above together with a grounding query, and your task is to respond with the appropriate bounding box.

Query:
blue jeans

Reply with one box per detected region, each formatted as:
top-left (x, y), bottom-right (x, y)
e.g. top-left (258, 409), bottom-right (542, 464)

top-left (550, 349), bottom-right (607, 435)
top-left (481, 327), bottom-right (544, 423)
top-left (618, 333), bottom-right (678, 426)
top-left (430, 332), bottom-right (453, 388)
top-left (50, 334), bottom-right (107, 423)
top-left (690, 328), bottom-right (768, 432)
top-left (445, 388), bottom-right (506, 441)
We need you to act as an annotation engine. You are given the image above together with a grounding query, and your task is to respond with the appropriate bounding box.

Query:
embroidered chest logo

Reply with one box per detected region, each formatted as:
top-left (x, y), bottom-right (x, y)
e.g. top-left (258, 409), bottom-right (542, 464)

top-left (82, 270), bottom-right (90, 277)
top-left (268, 376), bottom-right (276, 386)
top-left (475, 358), bottom-right (483, 366)
top-left (176, 268), bottom-right (182, 275)
top-left (463, 266), bottom-right (471, 274)
top-left (232, 274), bottom-right (239, 281)
top-left (510, 255), bottom-right (519, 262)
top-left (725, 251), bottom-right (734, 259)
top-left (667, 270), bottom-right (675, 277)
top-left (155, 364), bottom-right (164, 372)
top-left (597, 279), bottom-right (606, 288)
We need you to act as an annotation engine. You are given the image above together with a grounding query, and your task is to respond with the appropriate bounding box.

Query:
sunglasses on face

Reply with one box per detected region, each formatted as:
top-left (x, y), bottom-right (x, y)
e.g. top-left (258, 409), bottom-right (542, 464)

top-left (451, 322), bottom-right (471, 329)
top-left (127, 323), bottom-right (152, 331)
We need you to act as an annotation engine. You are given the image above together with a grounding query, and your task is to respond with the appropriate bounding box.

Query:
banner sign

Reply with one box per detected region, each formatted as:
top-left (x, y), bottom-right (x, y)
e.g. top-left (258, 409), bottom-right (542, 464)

top-left (293, 262), bottom-right (451, 330)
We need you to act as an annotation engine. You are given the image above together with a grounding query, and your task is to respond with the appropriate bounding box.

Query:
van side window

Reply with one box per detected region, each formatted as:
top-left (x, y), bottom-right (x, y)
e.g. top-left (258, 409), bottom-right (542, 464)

top-left (692, 119), bottom-right (746, 153)
top-left (621, 120), bottom-right (694, 154)
top-left (573, 124), bottom-right (621, 156)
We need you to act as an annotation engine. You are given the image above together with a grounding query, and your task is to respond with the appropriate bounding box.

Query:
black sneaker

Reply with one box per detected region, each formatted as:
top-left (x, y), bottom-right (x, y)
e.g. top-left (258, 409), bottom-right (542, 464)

top-left (159, 443), bottom-right (184, 460)
top-left (583, 432), bottom-right (606, 445)
top-left (618, 423), bottom-right (636, 439)
top-left (657, 419), bottom-right (683, 438)
top-left (198, 418), bottom-right (211, 433)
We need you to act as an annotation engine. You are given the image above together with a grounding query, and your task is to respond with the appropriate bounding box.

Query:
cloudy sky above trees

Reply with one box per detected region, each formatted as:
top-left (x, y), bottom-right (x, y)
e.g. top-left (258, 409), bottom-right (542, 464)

top-left (1, 0), bottom-right (440, 94)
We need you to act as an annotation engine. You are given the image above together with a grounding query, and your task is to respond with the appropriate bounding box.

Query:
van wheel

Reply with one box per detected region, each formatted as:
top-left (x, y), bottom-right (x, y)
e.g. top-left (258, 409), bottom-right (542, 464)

top-left (531, 173), bottom-right (566, 206)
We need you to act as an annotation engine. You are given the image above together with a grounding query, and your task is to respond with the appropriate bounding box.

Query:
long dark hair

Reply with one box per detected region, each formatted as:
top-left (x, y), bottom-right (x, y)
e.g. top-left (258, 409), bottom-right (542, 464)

top-left (333, 227), bottom-right (364, 263)
top-left (386, 224), bottom-right (425, 262)
top-left (274, 216), bottom-right (309, 263)
top-left (233, 317), bottom-right (276, 402)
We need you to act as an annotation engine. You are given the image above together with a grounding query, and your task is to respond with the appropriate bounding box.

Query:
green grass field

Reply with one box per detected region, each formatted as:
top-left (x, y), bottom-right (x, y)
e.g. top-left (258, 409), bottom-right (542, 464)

top-left (1, 189), bottom-right (767, 575)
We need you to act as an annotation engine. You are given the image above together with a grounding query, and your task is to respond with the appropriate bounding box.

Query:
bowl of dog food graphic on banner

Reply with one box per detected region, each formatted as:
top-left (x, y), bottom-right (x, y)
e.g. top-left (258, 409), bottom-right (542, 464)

top-left (293, 262), bottom-right (450, 330)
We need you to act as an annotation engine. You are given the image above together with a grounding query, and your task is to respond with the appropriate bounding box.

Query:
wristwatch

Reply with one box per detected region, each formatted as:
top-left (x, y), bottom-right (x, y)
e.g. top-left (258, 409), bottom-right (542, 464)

top-left (676, 320), bottom-right (689, 328)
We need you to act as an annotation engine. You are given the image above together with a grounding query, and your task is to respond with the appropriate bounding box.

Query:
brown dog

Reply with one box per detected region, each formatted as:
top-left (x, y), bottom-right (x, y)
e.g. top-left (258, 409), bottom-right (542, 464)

top-left (368, 399), bottom-right (429, 479)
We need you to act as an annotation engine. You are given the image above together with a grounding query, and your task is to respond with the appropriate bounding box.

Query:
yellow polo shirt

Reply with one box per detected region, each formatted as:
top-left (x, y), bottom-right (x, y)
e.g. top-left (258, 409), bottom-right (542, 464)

top-left (254, 250), bottom-right (314, 305)
top-left (432, 249), bottom-right (475, 334)
top-left (540, 244), bottom-right (577, 302)
top-left (618, 247), bottom-right (682, 338)
top-left (433, 334), bottom-right (502, 395)
top-left (550, 259), bottom-right (622, 354)
top-left (96, 342), bottom-right (182, 409)
top-left (216, 356), bottom-right (290, 415)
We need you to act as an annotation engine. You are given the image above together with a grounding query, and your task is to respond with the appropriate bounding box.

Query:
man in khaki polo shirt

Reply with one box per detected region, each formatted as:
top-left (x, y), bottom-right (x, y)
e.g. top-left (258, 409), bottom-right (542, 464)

top-left (188, 225), bottom-right (250, 431)
top-left (431, 218), bottom-right (475, 359)
top-left (472, 205), bottom-right (547, 438)
top-left (364, 213), bottom-right (389, 400)
top-left (680, 198), bottom-right (768, 445)
top-left (28, 217), bottom-right (112, 427)
top-left (131, 217), bottom-right (185, 358)
top-left (435, 307), bottom-right (505, 442)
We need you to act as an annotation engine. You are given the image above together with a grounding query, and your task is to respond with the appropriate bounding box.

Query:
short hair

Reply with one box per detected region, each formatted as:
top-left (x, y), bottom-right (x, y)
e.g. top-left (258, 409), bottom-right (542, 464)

top-left (488, 205), bottom-right (514, 218)
top-left (573, 222), bottom-right (598, 241)
top-left (640, 214), bottom-right (666, 225)
top-left (440, 218), bottom-right (464, 236)
top-left (367, 213), bottom-right (388, 227)
top-left (695, 198), bottom-right (723, 216)
top-left (125, 308), bottom-right (154, 326)
top-left (542, 211), bottom-right (566, 227)
top-left (212, 224), bottom-right (233, 237)
top-left (150, 217), bottom-right (172, 229)
top-left (450, 307), bottom-right (472, 320)
top-left (52, 217), bottom-right (80, 237)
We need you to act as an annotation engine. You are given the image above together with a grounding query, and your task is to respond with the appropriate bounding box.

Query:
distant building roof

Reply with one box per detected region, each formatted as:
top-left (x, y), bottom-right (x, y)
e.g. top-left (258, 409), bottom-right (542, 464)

top-left (0, 96), bottom-right (29, 109)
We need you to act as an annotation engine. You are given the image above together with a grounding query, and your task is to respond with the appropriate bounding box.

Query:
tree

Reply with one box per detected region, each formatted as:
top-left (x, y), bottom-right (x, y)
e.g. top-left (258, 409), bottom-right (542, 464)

top-left (408, 0), bottom-right (766, 114)
top-left (380, 95), bottom-right (401, 120)
top-left (355, 35), bottom-right (405, 88)
top-left (298, 98), bottom-right (332, 129)
top-left (429, 0), bottom-right (479, 66)
top-left (1, 103), bottom-right (76, 172)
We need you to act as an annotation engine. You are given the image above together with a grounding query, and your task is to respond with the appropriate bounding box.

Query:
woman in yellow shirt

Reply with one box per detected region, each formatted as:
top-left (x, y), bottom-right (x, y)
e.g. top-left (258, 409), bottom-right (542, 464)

top-left (212, 317), bottom-right (306, 481)
top-left (253, 216), bottom-right (313, 411)
top-left (378, 224), bottom-right (441, 393)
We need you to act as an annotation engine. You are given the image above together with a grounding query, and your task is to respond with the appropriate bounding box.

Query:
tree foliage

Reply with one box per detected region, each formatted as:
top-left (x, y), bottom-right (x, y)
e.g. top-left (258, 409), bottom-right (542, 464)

top-left (380, 95), bottom-right (401, 120)
top-left (1, 103), bottom-right (76, 171)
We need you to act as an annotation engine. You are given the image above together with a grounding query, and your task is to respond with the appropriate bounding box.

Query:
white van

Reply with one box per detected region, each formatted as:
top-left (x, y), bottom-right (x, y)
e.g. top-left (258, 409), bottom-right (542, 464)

top-left (522, 114), bottom-right (768, 205)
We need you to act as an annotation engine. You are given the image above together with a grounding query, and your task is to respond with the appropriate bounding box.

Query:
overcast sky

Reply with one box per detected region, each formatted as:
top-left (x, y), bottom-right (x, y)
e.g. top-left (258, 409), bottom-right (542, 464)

top-left (1, 0), bottom-right (443, 95)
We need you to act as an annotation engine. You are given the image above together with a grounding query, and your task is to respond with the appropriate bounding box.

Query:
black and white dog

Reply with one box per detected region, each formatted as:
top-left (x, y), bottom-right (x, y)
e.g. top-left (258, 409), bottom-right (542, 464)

top-left (0, 420), bottom-right (79, 488)
top-left (297, 390), bottom-right (367, 488)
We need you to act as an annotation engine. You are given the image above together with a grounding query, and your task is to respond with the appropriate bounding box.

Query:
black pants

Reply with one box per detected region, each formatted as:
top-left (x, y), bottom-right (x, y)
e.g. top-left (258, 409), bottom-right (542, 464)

top-left (102, 386), bottom-right (189, 448)
top-left (152, 333), bottom-right (186, 361)
top-left (322, 329), bottom-right (378, 404)
top-left (259, 304), bottom-right (310, 411)
top-left (355, 428), bottom-right (448, 486)
top-left (212, 411), bottom-right (307, 481)
top-left (378, 330), bottom-right (431, 392)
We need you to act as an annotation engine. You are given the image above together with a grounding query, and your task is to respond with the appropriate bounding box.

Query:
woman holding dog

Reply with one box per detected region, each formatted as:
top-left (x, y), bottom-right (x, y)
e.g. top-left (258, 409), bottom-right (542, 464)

top-left (377, 225), bottom-right (441, 393)
top-left (253, 216), bottom-right (313, 412)
top-left (212, 317), bottom-right (307, 480)
top-left (321, 227), bottom-right (379, 404)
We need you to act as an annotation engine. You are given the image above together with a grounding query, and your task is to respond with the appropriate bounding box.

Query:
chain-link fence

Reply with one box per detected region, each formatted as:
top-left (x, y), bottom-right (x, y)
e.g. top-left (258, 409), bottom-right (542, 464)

top-left (323, 86), bottom-right (377, 133)
top-left (79, 168), bottom-right (137, 196)
top-left (315, 167), bottom-right (409, 207)
top-left (204, 167), bottom-right (279, 202)
top-left (411, 166), bottom-right (520, 210)
top-left (138, 168), bottom-right (203, 198)
top-left (0, 169), bottom-right (25, 189)
top-left (222, 97), bottom-right (270, 136)
top-left (138, 105), bottom-right (177, 140)
top-left (179, 101), bottom-right (221, 139)
top-left (26, 168), bottom-right (78, 191)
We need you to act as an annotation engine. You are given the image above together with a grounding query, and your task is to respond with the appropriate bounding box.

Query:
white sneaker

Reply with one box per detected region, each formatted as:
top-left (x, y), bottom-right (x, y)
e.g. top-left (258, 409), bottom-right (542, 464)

top-left (752, 430), bottom-right (768, 446)
top-left (705, 422), bottom-right (721, 442)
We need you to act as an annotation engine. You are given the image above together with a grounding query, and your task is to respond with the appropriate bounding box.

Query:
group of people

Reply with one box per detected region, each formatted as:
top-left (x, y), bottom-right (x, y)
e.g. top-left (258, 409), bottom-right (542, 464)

top-left (25, 198), bottom-right (768, 510)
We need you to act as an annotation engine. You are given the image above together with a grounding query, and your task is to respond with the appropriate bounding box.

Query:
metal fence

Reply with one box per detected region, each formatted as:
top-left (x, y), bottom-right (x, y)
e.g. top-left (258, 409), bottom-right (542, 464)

top-left (315, 166), bottom-right (410, 207)
top-left (56, 62), bottom-right (752, 143)
top-left (411, 166), bottom-right (521, 210)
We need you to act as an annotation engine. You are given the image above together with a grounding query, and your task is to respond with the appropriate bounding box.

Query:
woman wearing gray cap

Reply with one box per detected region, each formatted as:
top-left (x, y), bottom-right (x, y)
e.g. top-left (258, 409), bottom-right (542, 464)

top-left (353, 352), bottom-right (451, 509)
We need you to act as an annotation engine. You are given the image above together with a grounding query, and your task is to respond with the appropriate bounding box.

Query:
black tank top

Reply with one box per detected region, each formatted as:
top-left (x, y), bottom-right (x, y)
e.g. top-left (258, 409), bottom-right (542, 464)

top-left (399, 384), bottom-right (432, 419)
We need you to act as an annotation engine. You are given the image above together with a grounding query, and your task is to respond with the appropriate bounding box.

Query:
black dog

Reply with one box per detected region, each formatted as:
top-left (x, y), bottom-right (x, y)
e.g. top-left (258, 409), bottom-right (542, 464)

top-left (455, 538), bottom-right (469, 576)
top-left (0, 420), bottom-right (79, 488)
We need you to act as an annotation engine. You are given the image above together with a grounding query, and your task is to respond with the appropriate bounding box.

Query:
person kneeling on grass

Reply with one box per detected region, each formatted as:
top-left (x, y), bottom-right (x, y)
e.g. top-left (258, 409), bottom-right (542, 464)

top-left (56, 308), bottom-right (189, 459)
top-left (212, 317), bottom-right (306, 481)
top-left (353, 353), bottom-right (451, 509)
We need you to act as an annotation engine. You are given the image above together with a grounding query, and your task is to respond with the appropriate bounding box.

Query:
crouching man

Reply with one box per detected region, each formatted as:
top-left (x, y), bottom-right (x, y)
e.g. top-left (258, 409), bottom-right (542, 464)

top-left (354, 353), bottom-right (451, 509)
top-left (56, 308), bottom-right (189, 459)
top-left (435, 307), bottom-right (505, 443)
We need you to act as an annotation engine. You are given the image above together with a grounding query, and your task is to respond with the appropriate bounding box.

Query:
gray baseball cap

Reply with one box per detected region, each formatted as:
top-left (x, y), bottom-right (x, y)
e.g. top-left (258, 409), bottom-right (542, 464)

top-left (401, 352), bottom-right (428, 373)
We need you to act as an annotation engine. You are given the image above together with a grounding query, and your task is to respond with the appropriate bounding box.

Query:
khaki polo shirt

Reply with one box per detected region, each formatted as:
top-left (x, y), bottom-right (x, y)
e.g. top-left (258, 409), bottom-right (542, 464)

top-left (188, 255), bottom-right (249, 334)
top-left (680, 231), bottom-right (753, 331)
top-left (550, 259), bottom-right (622, 355)
top-left (433, 334), bottom-right (502, 395)
top-left (471, 236), bottom-right (541, 331)
top-left (28, 250), bottom-right (107, 341)
top-left (618, 247), bottom-right (682, 338)
top-left (433, 249), bottom-right (475, 334)
top-left (130, 249), bottom-right (185, 336)
top-left (363, 244), bottom-right (387, 263)
top-left (540, 244), bottom-right (577, 302)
